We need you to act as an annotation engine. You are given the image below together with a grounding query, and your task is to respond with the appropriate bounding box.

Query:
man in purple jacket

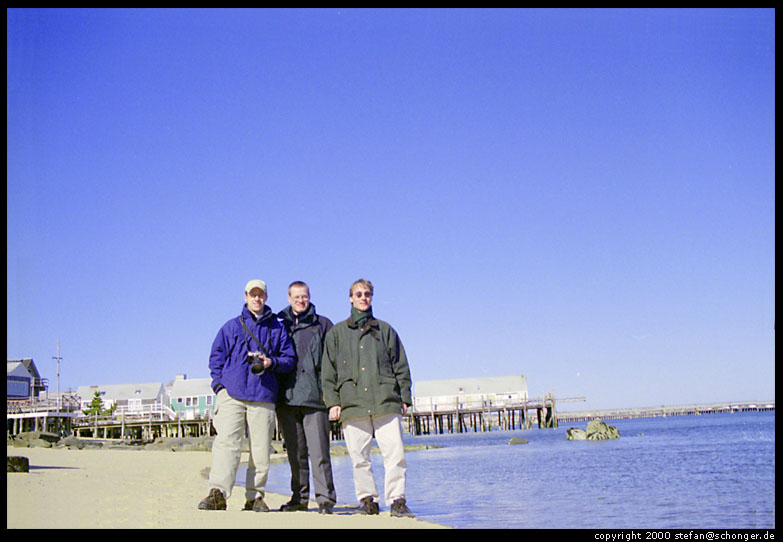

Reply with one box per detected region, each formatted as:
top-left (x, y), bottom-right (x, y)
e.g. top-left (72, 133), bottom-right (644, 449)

top-left (198, 279), bottom-right (296, 512)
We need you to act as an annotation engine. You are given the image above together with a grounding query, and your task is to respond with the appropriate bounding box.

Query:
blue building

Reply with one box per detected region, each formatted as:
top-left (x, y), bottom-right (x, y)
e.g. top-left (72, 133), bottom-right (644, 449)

top-left (7, 359), bottom-right (46, 399)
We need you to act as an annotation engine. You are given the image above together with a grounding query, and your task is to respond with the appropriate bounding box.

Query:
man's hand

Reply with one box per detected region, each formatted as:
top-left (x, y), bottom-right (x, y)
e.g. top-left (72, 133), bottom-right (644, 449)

top-left (329, 406), bottom-right (341, 421)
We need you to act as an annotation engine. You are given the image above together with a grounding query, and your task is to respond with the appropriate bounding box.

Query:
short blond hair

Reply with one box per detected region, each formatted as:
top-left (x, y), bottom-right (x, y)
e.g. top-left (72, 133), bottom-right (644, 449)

top-left (349, 278), bottom-right (374, 296)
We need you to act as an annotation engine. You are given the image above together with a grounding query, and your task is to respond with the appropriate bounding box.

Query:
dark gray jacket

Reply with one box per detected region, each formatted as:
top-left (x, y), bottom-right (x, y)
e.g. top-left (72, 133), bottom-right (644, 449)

top-left (277, 304), bottom-right (333, 409)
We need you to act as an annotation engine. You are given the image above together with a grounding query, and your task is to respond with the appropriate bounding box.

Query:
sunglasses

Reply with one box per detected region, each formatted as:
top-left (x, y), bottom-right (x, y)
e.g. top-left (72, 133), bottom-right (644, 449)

top-left (352, 291), bottom-right (373, 299)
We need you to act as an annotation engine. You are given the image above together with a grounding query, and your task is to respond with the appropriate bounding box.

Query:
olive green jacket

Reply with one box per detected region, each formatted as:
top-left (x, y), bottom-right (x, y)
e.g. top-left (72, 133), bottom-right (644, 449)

top-left (321, 315), bottom-right (412, 420)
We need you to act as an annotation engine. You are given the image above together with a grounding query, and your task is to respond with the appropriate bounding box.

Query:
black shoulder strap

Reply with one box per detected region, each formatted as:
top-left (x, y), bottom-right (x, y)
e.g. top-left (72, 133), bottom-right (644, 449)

top-left (239, 316), bottom-right (270, 356)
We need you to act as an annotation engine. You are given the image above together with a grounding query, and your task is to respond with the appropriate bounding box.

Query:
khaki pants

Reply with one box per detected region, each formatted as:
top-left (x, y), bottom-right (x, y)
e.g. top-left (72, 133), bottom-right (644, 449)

top-left (342, 413), bottom-right (406, 505)
top-left (208, 389), bottom-right (275, 500)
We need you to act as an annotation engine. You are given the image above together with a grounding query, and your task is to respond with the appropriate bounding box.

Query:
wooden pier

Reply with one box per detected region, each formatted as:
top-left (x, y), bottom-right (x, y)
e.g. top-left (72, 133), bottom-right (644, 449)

top-left (406, 394), bottom-right (563, 436)
top-left (7, 398), bottom-right (77, 436)
top-left (70, 414), bottom-right (215, 441)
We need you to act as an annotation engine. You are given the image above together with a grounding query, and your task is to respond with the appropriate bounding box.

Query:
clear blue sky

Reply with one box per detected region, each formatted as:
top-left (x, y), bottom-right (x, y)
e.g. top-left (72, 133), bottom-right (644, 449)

top-left (7, 8), bottom-right (775, 411)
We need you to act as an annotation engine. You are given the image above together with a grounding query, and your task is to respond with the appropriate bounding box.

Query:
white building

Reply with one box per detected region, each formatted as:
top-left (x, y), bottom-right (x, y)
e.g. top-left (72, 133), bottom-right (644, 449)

top-left (413, 375), bottom-right (528, 413)
top-left (76, 382), bottom-right (166, 414)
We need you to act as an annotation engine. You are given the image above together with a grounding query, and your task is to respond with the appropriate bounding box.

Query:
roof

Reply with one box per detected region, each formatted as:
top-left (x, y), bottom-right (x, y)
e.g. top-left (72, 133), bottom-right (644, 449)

top-left (415, 375), bottom-right (527, 397)
top-left (76, 382), bottom-right (165, 402)
top-left (7, 362), bottom-right (32, 379)
top-left (169, 377), bottom-right (213, 397)
top-left (7, 358), bottom-right (41, 379)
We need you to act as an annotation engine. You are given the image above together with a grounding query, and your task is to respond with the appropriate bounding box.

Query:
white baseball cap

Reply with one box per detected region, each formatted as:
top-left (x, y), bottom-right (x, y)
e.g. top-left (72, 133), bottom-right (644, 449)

top-left (244, 279), bottom-right (267, 294)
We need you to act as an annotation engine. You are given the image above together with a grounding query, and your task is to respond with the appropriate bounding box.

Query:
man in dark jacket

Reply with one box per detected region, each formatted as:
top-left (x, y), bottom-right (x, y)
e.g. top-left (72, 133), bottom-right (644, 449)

top-left (276, 281), bottom-right (337, 514)
top-left (321, 278), bottom-right (415, 518)
top-left (198, 279), bottom-right (296, 512)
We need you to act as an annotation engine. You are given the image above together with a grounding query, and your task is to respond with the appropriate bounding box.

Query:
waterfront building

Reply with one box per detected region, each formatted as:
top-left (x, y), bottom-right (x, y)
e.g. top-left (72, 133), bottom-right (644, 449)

top-left (75, 382), bottom-right (166, 415)
top-left (7, 358), bottom-right (46, 399)
top-left (414, 374), bottom-right (528, 413)
top-left (167, 374), bottom-right (215, 420)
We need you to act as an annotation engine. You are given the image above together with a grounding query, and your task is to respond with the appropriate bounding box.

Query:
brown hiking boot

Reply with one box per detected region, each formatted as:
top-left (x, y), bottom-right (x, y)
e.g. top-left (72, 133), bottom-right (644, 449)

top-left (390, 497), bottom-right (415, 518)
top-left (198, 488), bottom-right (227, 510)
top-left (242, 496), bottom-right (270, 512)
top-left (356, 496), bottom-right (379, 515)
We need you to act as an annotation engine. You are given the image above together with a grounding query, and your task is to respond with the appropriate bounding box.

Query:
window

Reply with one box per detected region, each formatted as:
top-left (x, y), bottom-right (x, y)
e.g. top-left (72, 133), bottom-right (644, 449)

top-left (206, 396), bottom-right (212, 405)
top-left (7, 378), bottom-right (30, 398)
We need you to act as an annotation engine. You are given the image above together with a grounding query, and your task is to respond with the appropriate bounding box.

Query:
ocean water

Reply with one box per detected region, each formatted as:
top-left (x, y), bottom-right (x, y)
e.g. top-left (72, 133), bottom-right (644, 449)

top-left (254, 411), bottom-right (774, 529)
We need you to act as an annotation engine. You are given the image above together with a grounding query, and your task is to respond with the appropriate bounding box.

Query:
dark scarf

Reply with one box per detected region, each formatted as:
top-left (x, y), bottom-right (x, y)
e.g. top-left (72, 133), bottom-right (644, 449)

top-left (350, 306), bottom-right (373, 328)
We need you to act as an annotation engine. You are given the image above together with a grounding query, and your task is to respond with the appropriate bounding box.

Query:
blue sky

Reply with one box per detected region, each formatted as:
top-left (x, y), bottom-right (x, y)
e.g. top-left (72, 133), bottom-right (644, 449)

top-left (7, 9), bottom-right (775, 411)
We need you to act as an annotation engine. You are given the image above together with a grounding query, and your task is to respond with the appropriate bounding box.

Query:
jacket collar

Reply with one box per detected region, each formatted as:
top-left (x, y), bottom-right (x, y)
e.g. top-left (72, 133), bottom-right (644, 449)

top-left (278, 303), bottom-right (318, 328)
top-left (345, 314), bottom-right (380, 340)
top-left (242, 304), bottom-right (274, 323)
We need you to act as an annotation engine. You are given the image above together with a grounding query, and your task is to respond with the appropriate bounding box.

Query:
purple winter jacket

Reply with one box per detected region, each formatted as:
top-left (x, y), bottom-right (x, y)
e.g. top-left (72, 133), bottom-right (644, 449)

top-left (209, 304), bottom-right (296, 403)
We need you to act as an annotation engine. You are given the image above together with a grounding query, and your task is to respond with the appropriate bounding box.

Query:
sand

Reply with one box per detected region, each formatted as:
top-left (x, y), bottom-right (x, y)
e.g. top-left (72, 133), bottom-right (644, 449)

top-left (7, 446), bottom-right (448, 529)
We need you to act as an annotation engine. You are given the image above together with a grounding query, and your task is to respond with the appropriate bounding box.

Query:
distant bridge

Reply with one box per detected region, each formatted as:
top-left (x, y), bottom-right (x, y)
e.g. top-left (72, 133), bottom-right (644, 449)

top-left (556, 401), bottom-right (775, 423)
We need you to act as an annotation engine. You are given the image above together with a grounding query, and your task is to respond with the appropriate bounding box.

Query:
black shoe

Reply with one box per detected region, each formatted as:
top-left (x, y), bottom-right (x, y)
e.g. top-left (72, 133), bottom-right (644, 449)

top-left (356, 496), bottom-right (379, 515)
top-left (242, 497), bottom-right (270, 512)
top-left (390, 497), bottom-right (415, 518)
top-left (279, 499), bottom-right (309, 512)
top-left (318, 502), bottom-right (334, 515)
top-left (198, 488), bottom-right (227, 510)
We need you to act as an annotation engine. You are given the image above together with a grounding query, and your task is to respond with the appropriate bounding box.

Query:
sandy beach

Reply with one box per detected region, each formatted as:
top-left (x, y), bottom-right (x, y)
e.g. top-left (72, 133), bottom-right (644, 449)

top-left (7, 446), bottom-right (448, 529)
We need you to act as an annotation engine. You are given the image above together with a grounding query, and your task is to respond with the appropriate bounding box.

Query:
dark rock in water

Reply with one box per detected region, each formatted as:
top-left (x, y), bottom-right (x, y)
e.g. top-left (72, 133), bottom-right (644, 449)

top-left (8, 456), bottom-right (30, 473)
top-left (566, 419), bottom-right (620, 441)
top-left (508, 437), bottom-right (529, 445)
top-left (585, 419), bottom-right (620, 440)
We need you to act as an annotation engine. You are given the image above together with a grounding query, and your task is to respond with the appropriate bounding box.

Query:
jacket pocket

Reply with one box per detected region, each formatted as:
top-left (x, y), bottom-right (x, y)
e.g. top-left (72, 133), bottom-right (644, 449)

top-left (379, 376), bottom-right (401, 404)
top-left (336, 379), bottom-right (359, 409)
top-left (376, 344), bottom-right (395, 378)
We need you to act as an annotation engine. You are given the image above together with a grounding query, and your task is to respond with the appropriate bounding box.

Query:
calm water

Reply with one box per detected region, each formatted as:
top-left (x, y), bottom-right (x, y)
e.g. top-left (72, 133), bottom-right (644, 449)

top-left (252, 411), bottom-right (774, 529)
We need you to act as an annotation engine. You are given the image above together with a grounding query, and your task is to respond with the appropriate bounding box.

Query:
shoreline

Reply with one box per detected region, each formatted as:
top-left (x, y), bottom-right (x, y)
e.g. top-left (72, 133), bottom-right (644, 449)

top-left (6, 446), bottom-right (449, 529)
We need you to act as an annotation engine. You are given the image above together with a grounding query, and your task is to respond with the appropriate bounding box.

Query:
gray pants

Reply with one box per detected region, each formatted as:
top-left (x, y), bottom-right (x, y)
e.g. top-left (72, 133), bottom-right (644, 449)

top-left (276, 404), bottom-right (337, 506)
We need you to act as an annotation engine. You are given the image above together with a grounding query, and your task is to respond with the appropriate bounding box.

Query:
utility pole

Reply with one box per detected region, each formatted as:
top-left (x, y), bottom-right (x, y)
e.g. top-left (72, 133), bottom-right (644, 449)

top-left (52, 341), bottom-right (63, 412)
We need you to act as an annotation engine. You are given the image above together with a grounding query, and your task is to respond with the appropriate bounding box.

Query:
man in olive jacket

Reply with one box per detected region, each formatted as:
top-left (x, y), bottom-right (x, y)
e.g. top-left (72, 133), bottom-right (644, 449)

top-left (321, 278), bottom-right (415, 518)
